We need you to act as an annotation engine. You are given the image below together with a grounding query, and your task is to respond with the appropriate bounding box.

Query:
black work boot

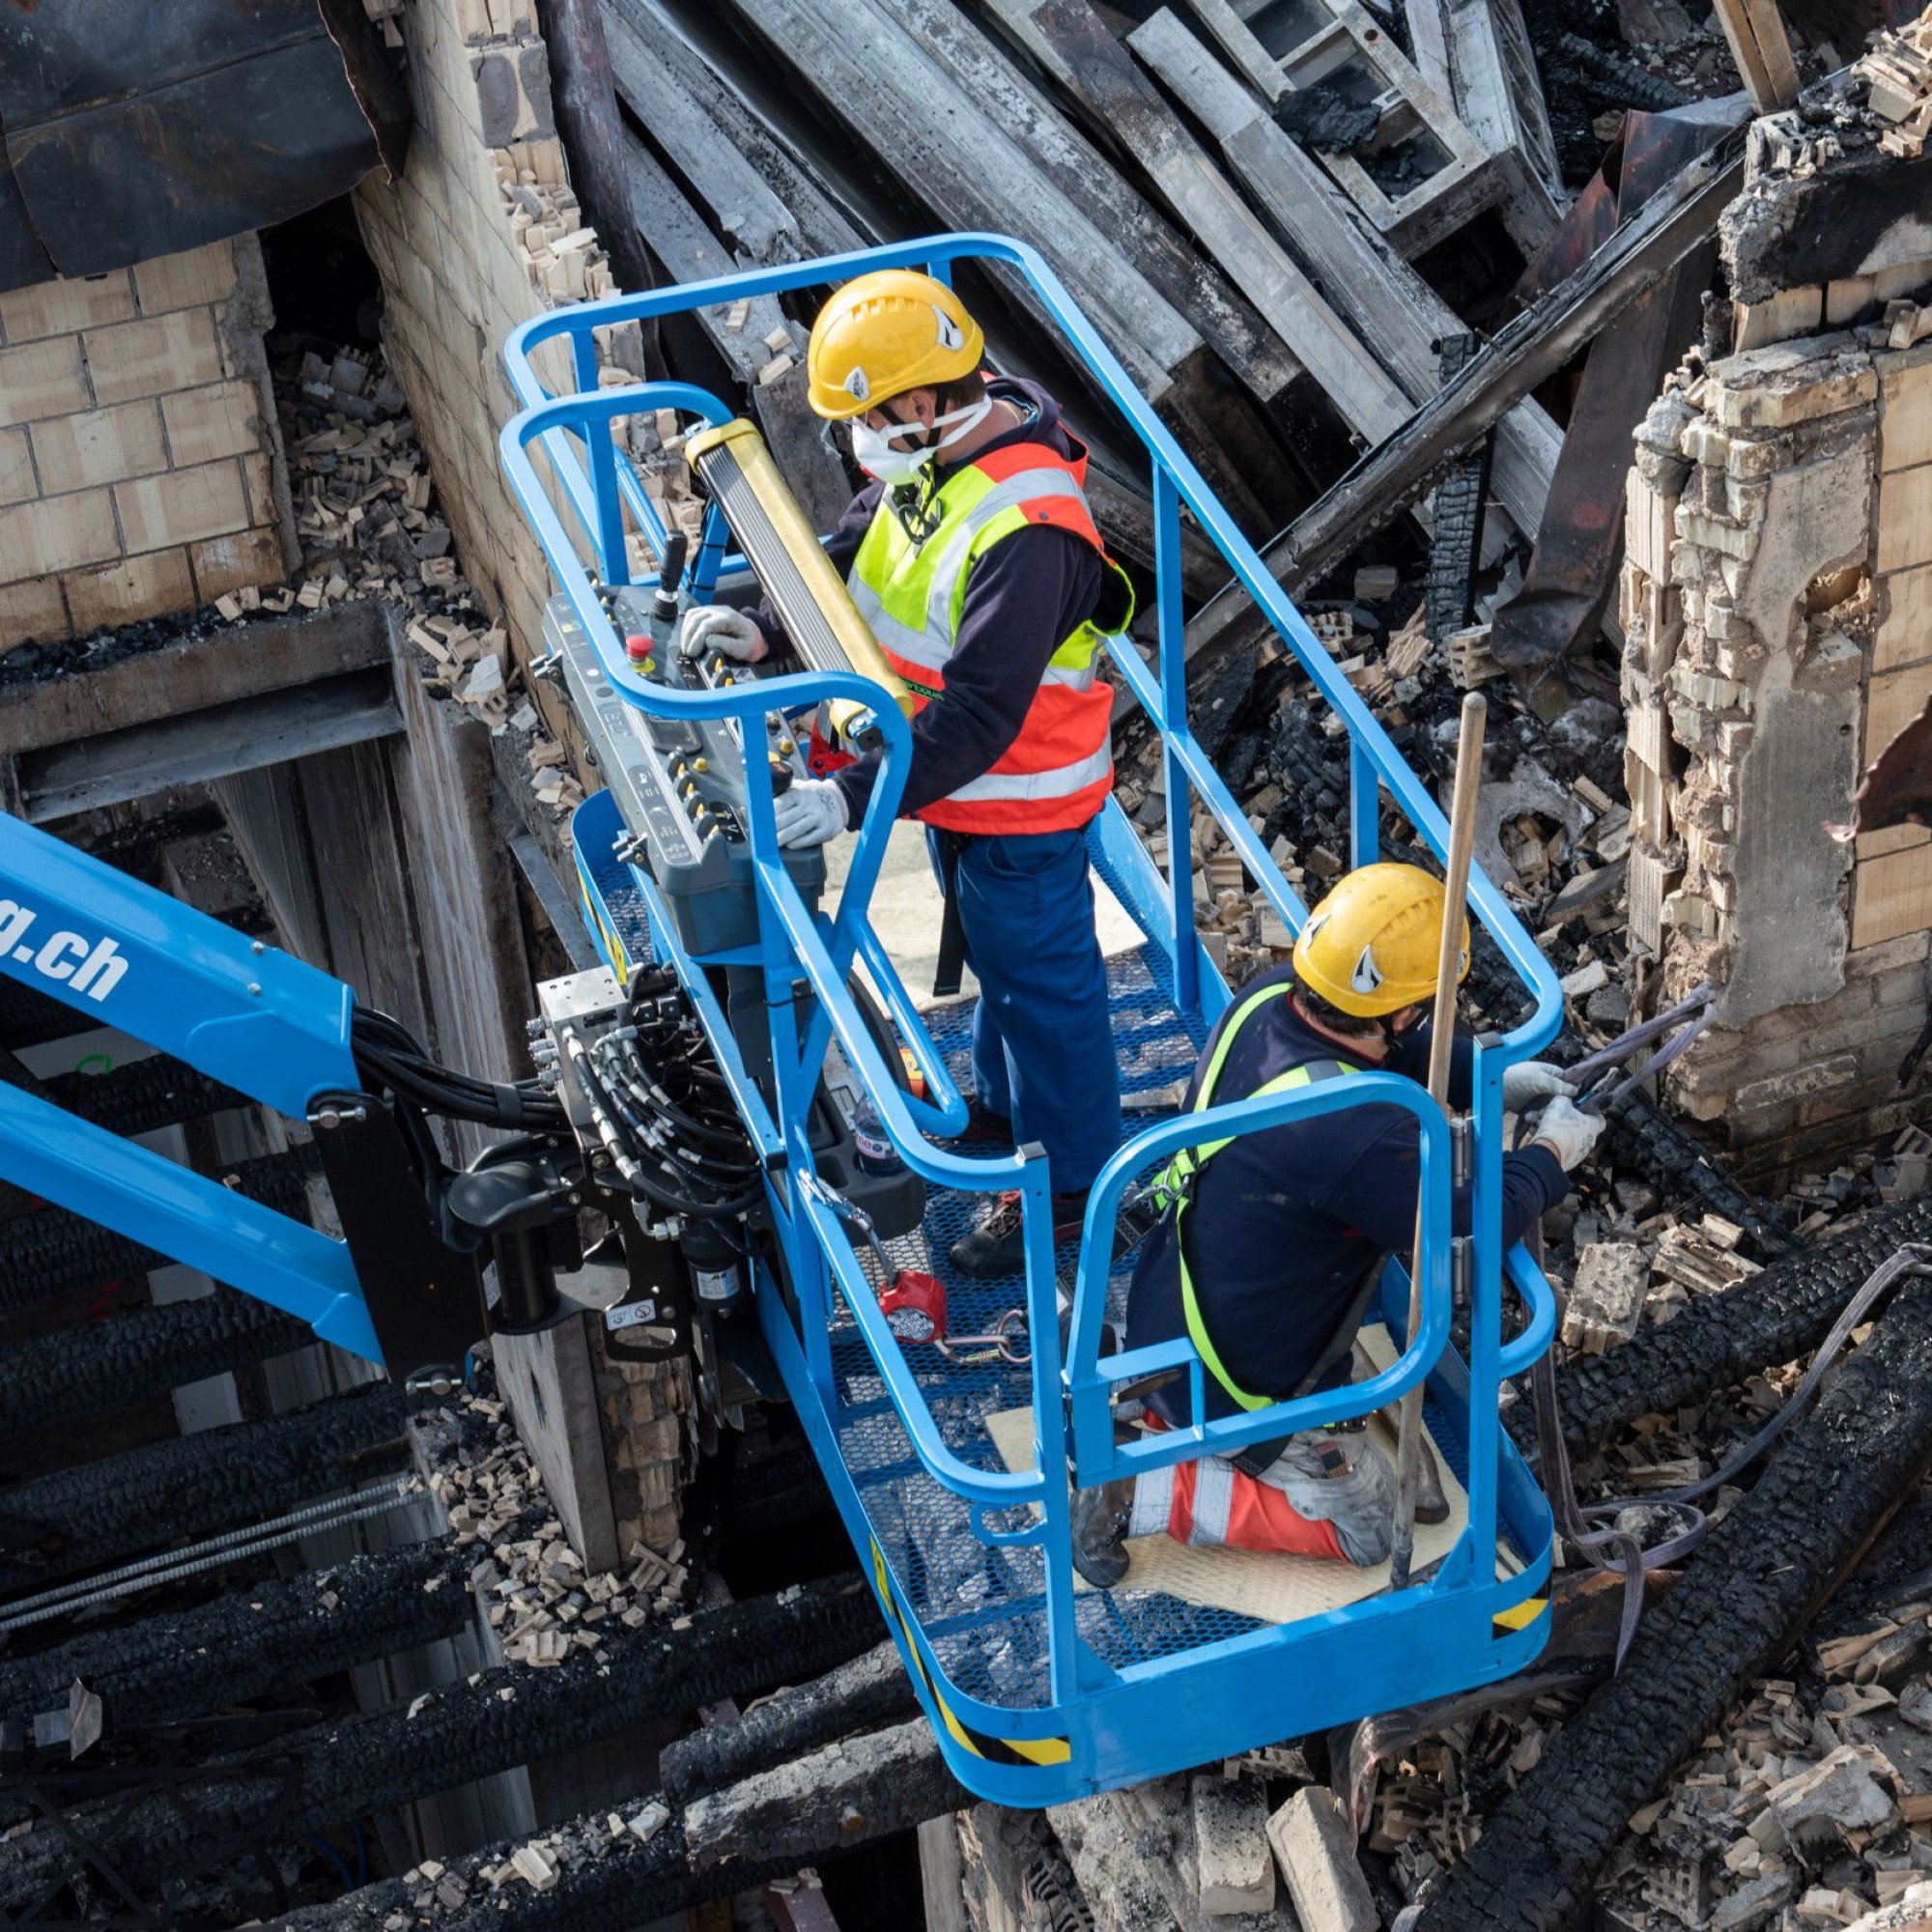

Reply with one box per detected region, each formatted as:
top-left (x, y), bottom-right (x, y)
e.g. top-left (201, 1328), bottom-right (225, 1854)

top-left (956, 1098), bottom-right (1014, 1149)
top-left (949, 1189), bottom-right (1090, 1279)
top-left (1069, 1477), bottom-right (1136, 1589)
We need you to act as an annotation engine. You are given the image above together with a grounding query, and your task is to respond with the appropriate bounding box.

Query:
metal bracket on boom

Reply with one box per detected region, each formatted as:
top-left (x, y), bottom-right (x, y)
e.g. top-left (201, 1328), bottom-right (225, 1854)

top-left (306, 1091), bottom-right (486, 1382)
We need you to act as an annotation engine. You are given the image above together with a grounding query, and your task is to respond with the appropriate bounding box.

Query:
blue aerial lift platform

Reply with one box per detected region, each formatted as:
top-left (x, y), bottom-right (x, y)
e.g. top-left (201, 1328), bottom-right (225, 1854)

top-left (0, 234), bottom-right (1564, 1806)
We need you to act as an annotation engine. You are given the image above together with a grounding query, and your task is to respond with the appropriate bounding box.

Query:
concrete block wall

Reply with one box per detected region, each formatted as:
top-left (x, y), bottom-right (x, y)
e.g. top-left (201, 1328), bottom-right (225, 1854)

top-left (0, 236), bottom-right (296, 651)
top-left (1623, 322), bottom-right (1932, 1145)
top-left (352, 0), bottom-right (635, 708)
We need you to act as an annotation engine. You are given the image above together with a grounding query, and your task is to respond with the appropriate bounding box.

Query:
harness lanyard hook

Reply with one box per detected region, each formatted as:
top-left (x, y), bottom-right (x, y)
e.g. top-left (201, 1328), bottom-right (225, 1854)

top-left (799, 1172), bottom-right (895, 1282)
top-left (936, 1307), bottom-right (1032, 1365)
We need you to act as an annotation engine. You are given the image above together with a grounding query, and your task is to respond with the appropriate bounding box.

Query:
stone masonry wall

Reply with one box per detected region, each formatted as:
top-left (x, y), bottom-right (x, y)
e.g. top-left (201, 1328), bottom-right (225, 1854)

top-left (352, 0), bottom-right (686, 1559)
top-left (0, 236), bottom-right (296, 650)
top-left (351, 0), bottom-right (643, 721)
top-left (1624, 322), bottom-right (1932, 1147)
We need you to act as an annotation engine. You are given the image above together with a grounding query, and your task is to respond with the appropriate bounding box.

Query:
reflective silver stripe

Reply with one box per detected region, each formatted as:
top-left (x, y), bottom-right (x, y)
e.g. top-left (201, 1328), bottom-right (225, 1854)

top-left (853, 467), bottom-right (1099, 692)
top-left (850, 580), bottom-right (952, 673)
top-left (856, 587), bottom-right (1094, 691)
top-left (1128, 1468), bottom-right (1173, 1542)
top-left (923, 470), bottom-right (1092, 638)
top-left (946, 742), bottom-right (1112, 804)
top-left (1188, 1460), bottom-right (1235, 1545)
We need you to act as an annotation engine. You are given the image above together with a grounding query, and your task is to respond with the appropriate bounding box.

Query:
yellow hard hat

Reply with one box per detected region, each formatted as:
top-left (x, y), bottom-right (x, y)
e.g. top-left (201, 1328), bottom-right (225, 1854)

top-left (807, 270), bottom-right (984, 420)
top-left (1292, 863), bottom-right (1468, 1017)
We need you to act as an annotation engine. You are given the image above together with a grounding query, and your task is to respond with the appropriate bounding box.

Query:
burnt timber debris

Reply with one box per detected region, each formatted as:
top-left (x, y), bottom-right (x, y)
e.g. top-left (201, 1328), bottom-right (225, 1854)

top-left (10, 0), bottom-right (1932, 1929)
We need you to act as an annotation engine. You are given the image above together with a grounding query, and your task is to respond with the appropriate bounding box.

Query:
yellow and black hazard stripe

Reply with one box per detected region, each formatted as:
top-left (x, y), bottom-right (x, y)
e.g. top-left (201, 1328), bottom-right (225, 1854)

top-left (869, 1540), bottom-right (1071, 1770)
top-left (1492, 1589), bottom-right (1549, 1638)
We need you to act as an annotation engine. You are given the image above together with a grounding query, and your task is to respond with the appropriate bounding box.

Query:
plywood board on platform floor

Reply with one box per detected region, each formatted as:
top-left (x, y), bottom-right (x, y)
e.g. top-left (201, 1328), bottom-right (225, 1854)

top-left (986, 1324), bottom-right (1510, 1626)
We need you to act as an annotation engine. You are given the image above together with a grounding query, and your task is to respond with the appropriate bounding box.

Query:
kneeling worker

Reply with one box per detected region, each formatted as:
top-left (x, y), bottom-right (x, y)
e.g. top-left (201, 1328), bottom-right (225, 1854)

top-left (677, 270), bottom-right (1133, 1278)
top-left (1074, 863), bottom-right (1602, 1585)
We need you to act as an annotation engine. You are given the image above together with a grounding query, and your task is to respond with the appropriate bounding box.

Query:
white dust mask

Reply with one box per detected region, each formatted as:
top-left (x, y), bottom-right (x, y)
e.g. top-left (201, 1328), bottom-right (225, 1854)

top-left (849, 396), bottom-right (994, 488)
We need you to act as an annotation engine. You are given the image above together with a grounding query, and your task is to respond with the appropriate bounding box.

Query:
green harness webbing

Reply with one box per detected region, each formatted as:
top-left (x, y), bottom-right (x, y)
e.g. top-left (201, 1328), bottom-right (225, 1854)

top-left (1154, 982), bottom-right (1357, 1412)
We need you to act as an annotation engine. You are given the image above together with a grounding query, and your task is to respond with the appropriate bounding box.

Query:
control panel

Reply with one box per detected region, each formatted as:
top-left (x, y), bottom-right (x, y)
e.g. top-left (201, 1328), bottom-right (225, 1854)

top-left (541, 587), bottom-right (828, 956)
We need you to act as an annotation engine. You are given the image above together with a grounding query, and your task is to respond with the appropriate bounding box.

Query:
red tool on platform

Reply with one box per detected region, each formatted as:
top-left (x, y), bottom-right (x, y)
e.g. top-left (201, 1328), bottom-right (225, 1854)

top-left (803, 1175), bottom-right (1029, 1363)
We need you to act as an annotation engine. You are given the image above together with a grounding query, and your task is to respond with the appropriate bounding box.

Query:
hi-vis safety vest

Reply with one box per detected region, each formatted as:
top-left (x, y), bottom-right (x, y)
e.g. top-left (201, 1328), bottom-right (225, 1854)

top-left (1152, 980), bottom-right (1359, 1412)
top-left (847, 431), bottom-right (1134, 836)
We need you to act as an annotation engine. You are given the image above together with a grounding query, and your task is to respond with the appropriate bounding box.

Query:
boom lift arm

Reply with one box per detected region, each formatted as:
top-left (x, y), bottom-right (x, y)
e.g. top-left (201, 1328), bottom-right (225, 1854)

top-left (0, 812), bottom-right (728, 1386)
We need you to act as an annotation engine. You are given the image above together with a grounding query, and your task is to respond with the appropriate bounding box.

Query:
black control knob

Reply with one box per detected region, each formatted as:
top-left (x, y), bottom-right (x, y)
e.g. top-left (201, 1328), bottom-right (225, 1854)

top-left (650, 533), bottom-right (688, 629)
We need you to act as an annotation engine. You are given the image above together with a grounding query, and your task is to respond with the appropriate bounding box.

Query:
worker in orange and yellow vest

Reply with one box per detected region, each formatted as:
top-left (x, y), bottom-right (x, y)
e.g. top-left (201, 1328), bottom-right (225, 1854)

top-left (676, 270), bottom-right (1132, 1277)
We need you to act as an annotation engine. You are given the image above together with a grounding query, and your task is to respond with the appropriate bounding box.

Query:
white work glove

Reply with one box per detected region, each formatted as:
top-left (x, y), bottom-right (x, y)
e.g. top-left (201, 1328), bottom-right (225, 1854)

top-left (678, 604), bottom-right (767, 664)
top-left (1530, 1095), bottom-right (1605, 1172)
top-left (772, 778), bottom-right (849, 849)
top-left (1502, 1061), bottom-right (1577, 1111)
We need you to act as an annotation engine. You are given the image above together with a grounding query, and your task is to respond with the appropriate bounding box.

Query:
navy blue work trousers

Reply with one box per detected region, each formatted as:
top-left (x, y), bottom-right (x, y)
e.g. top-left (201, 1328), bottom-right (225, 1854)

top-left (929, 825), bottom-right (1122, 1196)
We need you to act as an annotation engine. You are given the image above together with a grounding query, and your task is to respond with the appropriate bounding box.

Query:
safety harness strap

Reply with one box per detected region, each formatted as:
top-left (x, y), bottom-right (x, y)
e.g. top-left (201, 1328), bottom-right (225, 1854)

top-left (1161, 982), bottom-right (1358, 1411)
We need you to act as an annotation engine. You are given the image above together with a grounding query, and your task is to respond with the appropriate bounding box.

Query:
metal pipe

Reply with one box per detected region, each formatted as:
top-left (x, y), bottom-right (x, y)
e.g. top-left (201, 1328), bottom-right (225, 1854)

top-left (0, 1478), bottom-right (422, 1634)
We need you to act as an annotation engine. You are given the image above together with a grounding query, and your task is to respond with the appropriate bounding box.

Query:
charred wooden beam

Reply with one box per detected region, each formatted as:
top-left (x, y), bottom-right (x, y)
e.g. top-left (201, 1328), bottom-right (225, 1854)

top-left (1552, 31), bottom-right (1693, 113)
top-left (594, 32), bottom-right (853, 530)
top-left (686, 1717), bottom-right (965, 1866)
top-left (258, 1719), bottom-right (956, 1929)
top-left (1125, 6), bottom-right (1562, 540)
top-left (659, 1640), bottom-right (918, 1802)
top-left (984, 0), bottom-right (1408, 446)
top-left (1421, 334), bottom-right (1492, 642)
top-left (1514, 1196), bottom-right (1932, 1465)
top-left (691, 0), bottom-right (1308, 533)
top-left (600, 0), bottom-right (1223, 596)
top-left (707, 1432), bottom-right (838, 1548)
top-left (42, 1055), bottom-right (248, 1136)
top-left (0, 1383), bottom-right (409, 1594)
top-left (0, 1574), bottom-right (885, 1912)
top-left (0, 1046), bottom-right (53, 1222)
top-left (0, 1146), bottom-right (318, 1308)
top-left (531, 0), bottom-right (659, 315)
top-left (831, 0), bottom-right (1306, 415)
top-left (0, 977), bottom-right (100, 1052)
top-left (0, 1539), bottom-right (466, 1727)
top-left (1605, 1094), bottom-right (1798, 1262)
top-left (0, 1290), bottom-right (309, 1436)
top-left (1425, 1270), bottom-right (1932, 1932)
top-left (1182, 126), bottom-right (1747, 666)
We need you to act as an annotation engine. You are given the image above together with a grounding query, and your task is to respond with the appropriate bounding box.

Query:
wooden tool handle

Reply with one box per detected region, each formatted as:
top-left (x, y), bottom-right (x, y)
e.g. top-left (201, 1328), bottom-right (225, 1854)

top-left (1389, 692), bottom-right (1488, 1589)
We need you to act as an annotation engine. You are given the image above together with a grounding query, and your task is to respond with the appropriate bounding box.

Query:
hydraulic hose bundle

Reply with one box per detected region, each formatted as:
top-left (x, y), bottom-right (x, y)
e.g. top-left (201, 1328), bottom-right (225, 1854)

top-left (351, 1007), bottom-right (568, 1134)
top-left (569, 965), bottom-right (762, 1227)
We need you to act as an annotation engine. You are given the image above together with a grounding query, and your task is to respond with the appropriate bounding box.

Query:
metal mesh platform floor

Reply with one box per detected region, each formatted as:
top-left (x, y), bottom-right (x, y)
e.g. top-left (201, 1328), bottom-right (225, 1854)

top-left (584, 825), bottom-right (1476, 1713)
top-left (833, 939), bottom-right (1206, 1710)
top-left (830, 932), bottom-right (1474, 1714)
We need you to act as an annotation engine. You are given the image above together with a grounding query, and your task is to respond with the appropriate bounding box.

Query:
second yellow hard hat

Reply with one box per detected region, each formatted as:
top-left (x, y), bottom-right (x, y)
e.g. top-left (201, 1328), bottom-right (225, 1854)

top-left (1292, 863), bottom-right (1468, 1017)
